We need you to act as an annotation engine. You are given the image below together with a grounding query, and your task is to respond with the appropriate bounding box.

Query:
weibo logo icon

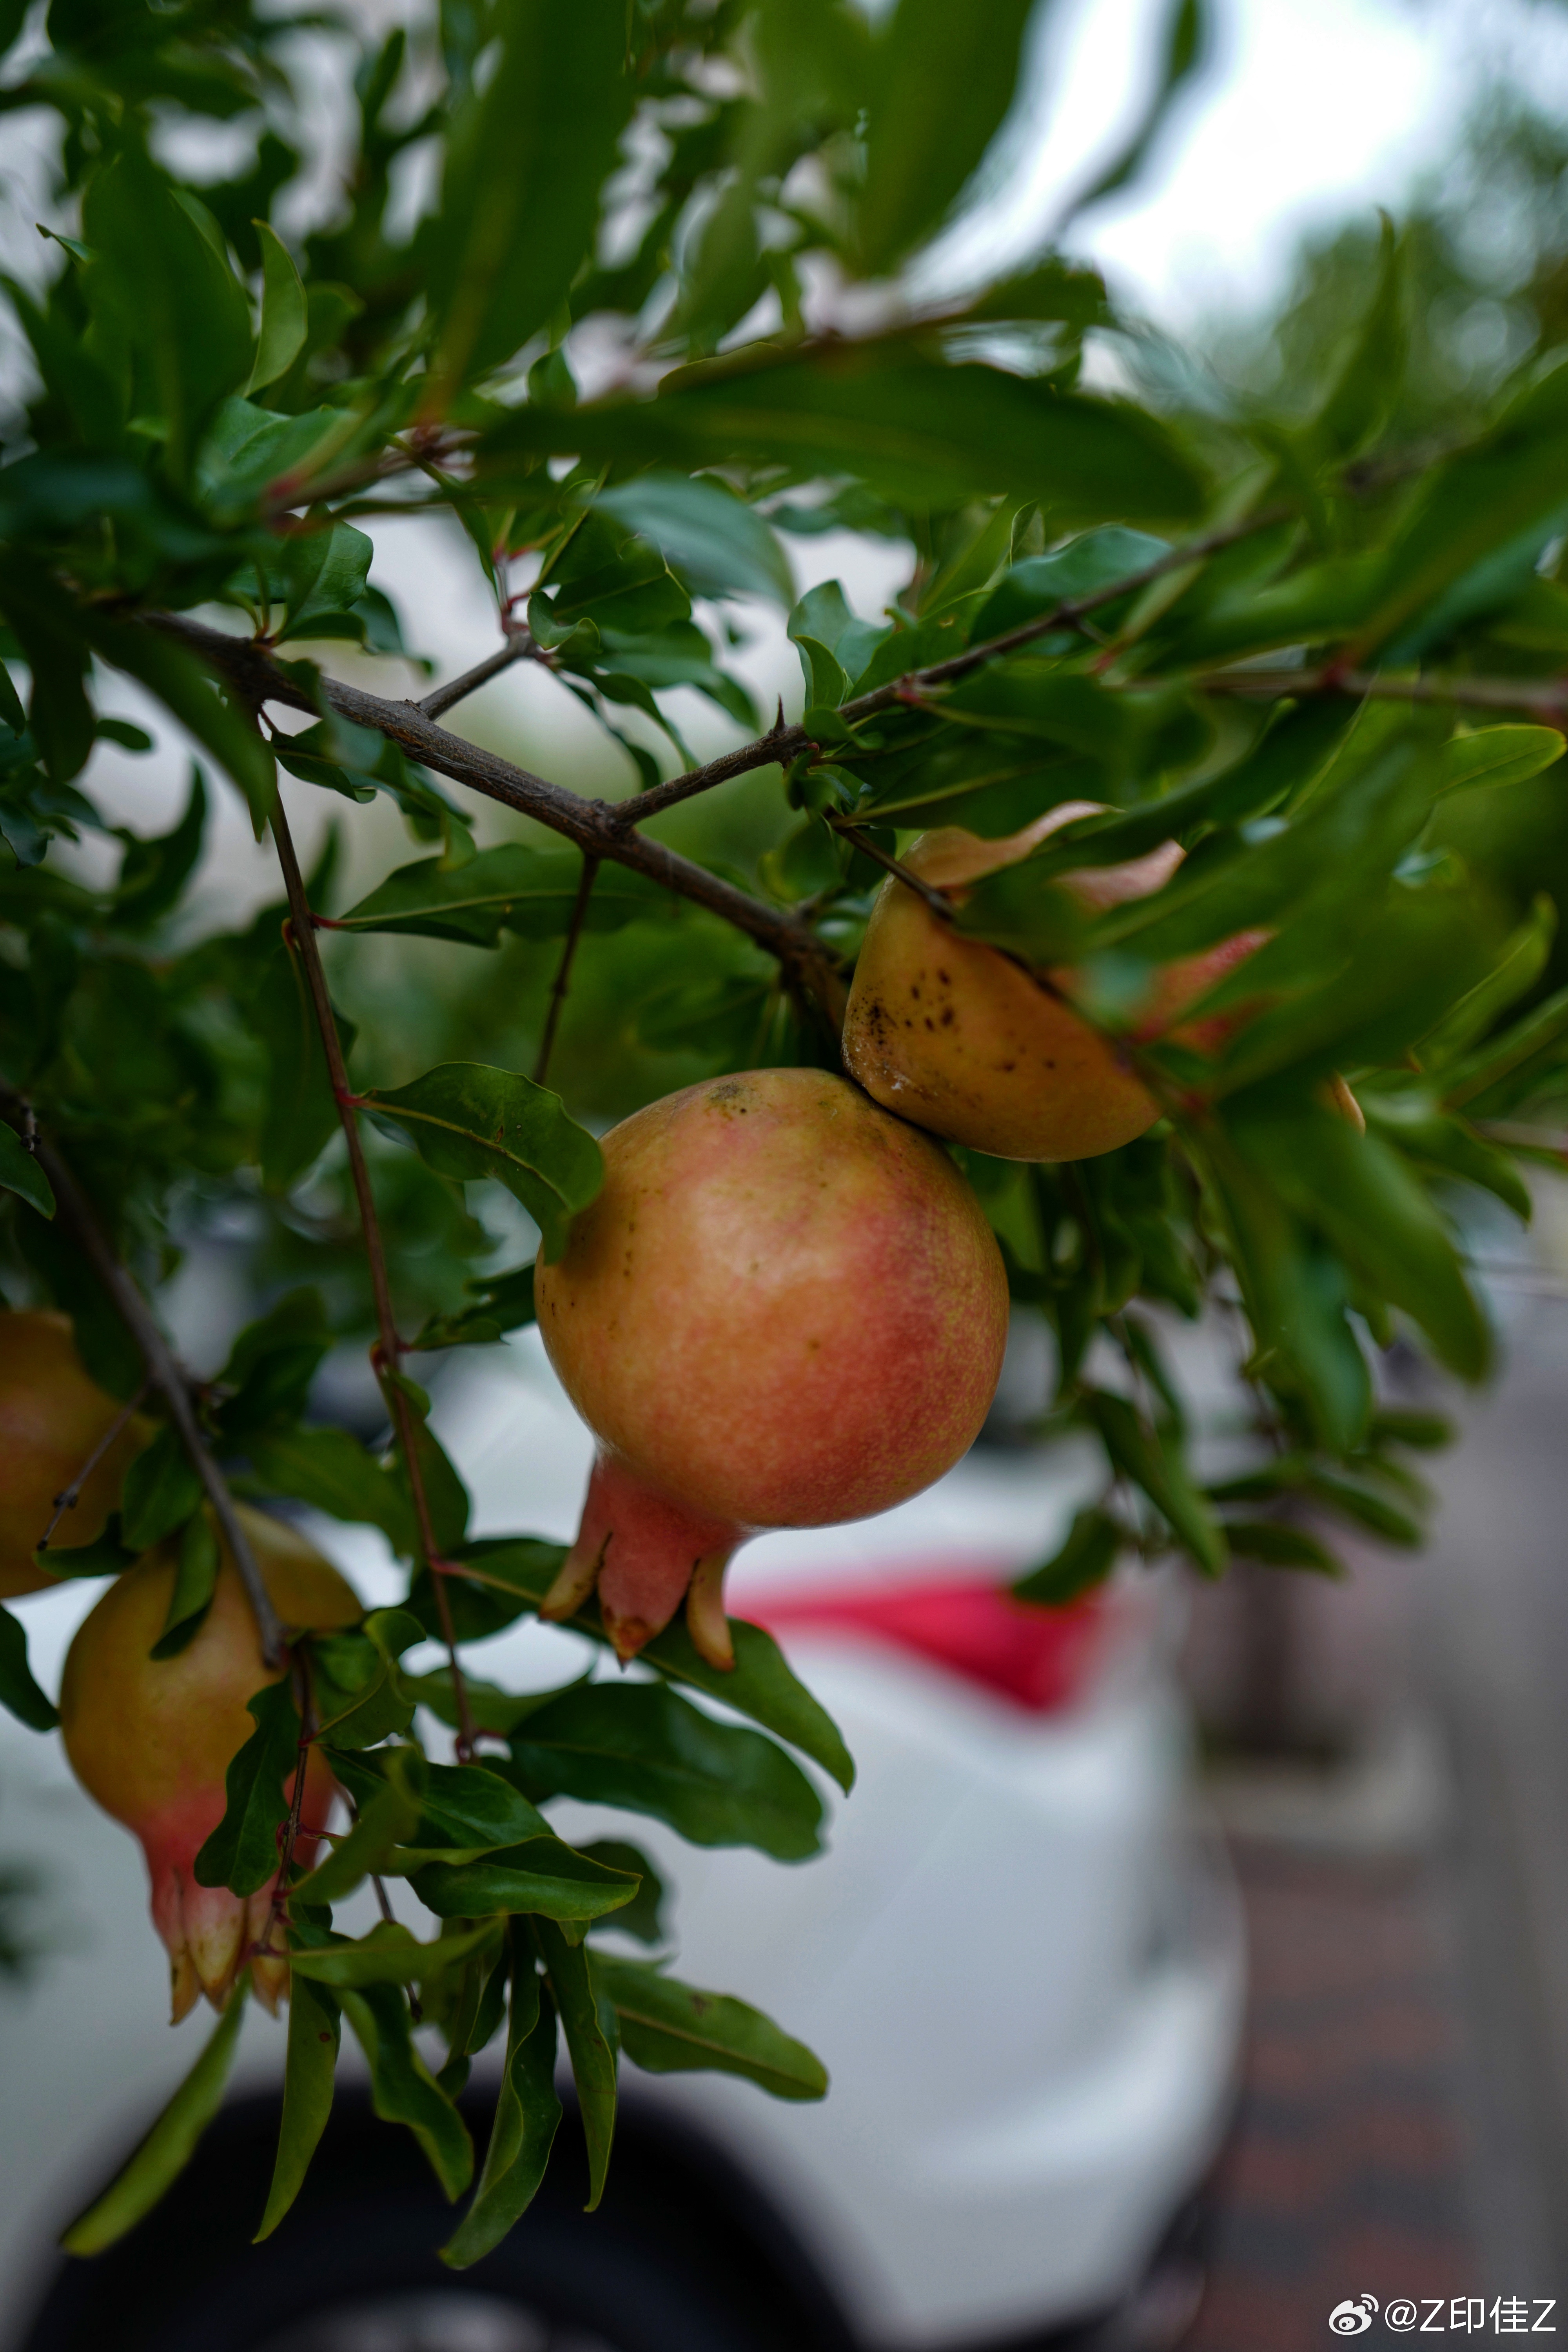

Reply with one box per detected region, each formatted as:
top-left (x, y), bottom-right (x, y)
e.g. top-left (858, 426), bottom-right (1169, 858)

top-left (1329, 2299), bottom-right (1379, 2336)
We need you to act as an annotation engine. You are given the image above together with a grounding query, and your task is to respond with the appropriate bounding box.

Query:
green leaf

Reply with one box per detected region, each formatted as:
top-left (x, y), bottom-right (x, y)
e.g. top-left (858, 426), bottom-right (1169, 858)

top-left (339, 1980), bottom-right (474, 2201)
top-left (480, 349), bottom-right (1208, 523)
top-left (410, 1838), bottom-right (641, 1924)
top-left (242, 1427), bottom-right (415, 1552)
top-left (214, 1287), bottom-right (332, 1444)
top-left (337, 846), bottom-right (672, 948)
top-left (245, 223), bottom-right (309, 396)
top-left (289, 1918), bottom-right (499, 1991)
top-left (534, 1920), bottom-right (617, 2209)
top-left (120, 1424), bottom-right (203, 1553)
top-left (254, 1970), bottom-right (339, 2241)
top-left (971, 527), bottom-right (1171, 643)
top-left (431, 1545), bottom-right (854, 1791)
top-left (1065, 0), bottom-right (1210, 219)
top-left (593, 476), bottom-right (793, 605)
top-left (0, 1604), bottom-right (58, 1731)
top-left (506, 1682), bottom-right (824, 1860)
top-left (112, 764), bottom-right (208, 933)
top-left (860, 0), bottom-right (1036, 270)
top-left (308, 1609), bottom-right (421, 1749)
top-left (306, 1748), bottom-right (425, 1904)
top-left (590, 1954), bottom-right (828, 2102)
top-left (1225, 1093), bottom-right (1490, 1381)
top-left (61, 1987), bottom-right (249, 2256)
top-left (362, 1063), bottom-right (603, 1261)
top-left (580, 1842), bottom-right (666, 1946)
top-left (414, 1264), bottom-right (536, 1352)
top-left (1221, 1519), bottom-right (1345, 1576)
top-left (411, 1762), bottom-right (555, 1857)
top-left (150, 1508), bottom-right (220, 1660)
top-left (1013, 1507), bottom-right (1123, 1606)
top-left (1436, 723), bottom-right (1565, 796)
top-left (193, 1678), bottom-right (299, 1898)
top-left (1079, 1391), bottom-right (1228, 1575)
top-left (426, 0), bottom-right (631, 402)
top-left (80, 151), bottom-right (252, 474)
top-left (1312, 213), bottom-right (1407, 459)
top-left (1419, 893), bottom-right (1556, 1069)
top-left (86, 611), bottom-right (276, 828)
top-left (0, 1121), bottom-right (53, 1220)
top-left (441, 1959), bottom-right (561, 2269)
top-left (1360, 1092), bottom-right (1532, 1221)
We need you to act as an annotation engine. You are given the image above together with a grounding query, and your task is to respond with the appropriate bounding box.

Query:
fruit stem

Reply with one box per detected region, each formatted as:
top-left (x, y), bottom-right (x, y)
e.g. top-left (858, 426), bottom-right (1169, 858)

top-left (0, 1083), bottom-right (287, 1668)
top-left (269, 796), bottom-right (479, 1762)
top-left (36, 1380), bottom-right (149, 1549)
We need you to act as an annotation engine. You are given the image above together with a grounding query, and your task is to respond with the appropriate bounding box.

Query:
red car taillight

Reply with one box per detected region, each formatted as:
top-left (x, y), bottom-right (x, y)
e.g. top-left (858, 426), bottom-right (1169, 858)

top-left (747, 1574), bottom-right (1106, 1714)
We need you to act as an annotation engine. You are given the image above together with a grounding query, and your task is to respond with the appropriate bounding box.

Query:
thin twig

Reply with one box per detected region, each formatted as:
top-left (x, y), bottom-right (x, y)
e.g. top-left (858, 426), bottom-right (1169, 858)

top-left (254, 1648), bottom-right (317, 1963)
top-left (614, 508), bottom-right (1292, 826)
top-left (418, 635), bottom-right (532, 721)
top-left (149, 613), bottom-right (846, 1030)
top-left (533, 855), bottom-right (598, 1086)
top-left (0, 1086), bottom-right (285, 1664)
top-left (36, 1382), bottom-right (148, 1549)
top-left (1191, 664), bottom-right (1568, 721)
top-left (267, 796), bottom-right (480, 1764)
top-left (832, 822), bottom-right (956, 921)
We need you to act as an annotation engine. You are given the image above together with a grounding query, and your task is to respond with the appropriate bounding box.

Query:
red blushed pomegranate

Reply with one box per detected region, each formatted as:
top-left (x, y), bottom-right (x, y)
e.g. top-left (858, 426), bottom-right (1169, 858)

top-left (535, 1069), bottom-right (1009, 1668)
top-left (0, 1310), bottom-right (151, 1597)
top-left (60, 1507), bottom-right (360, 2021)
top-left (842, 806), bottom-right (1268, 1162)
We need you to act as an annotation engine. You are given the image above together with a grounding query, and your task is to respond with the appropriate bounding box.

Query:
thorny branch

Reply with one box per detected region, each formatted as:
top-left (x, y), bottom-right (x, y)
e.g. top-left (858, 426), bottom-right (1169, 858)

top-left (268, 795), bottom-right (480, 1764)
top-left (0, 1084), bottom-right (285, 1665)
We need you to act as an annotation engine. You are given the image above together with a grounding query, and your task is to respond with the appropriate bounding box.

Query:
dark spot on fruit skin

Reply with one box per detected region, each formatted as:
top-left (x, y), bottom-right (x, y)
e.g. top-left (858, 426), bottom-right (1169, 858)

top-left (940, 1008), bottom-right (955, 1026)
top-left (924, 1017), bottom-right (935, 1030)
top-left (937, 969), bottom-right (951, 985)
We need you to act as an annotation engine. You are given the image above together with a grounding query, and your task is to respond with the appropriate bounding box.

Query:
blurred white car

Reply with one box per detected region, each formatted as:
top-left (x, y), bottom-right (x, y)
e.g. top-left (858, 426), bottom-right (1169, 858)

top-left (0, 1332), bottom-right (1243, 2352)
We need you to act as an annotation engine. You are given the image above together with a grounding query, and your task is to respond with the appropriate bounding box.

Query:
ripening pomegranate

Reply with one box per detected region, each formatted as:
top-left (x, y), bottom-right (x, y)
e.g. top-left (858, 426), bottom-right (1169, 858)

top-left (60, 1507), bottom-right (360, 2021)
top-left (0, 1310), bottom-right (150, 1597)
top-left (842, 806), bottom-right (1266, 1162)
top-left (535, 1069), bottom-right (1009, 1669)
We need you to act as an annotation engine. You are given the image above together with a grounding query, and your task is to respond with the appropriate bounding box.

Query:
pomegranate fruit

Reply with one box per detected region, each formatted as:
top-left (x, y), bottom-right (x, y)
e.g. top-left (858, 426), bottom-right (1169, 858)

top-left (60, 1506), bottom-right (360, 2021)
top-left (0, 1310), bottom-right (150, 1598)
top-left (535, 1069), bottom-right (1009, 1668)
top-left (842, 806), bottom-right (1265, 1162)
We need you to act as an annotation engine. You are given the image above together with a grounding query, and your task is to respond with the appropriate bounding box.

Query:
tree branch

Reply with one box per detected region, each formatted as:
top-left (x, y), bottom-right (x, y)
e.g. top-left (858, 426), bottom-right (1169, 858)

top-left (268, 796), bottom-right (479, 1762)
top-left (149, 614), bottom-right (846, 1029)
top-left (533, 854), bottom-right (598, 1086)
top-left (1192, 664), bottom-right (1568, 721)
top-left (0, 1086), bottom-right (285, 1666)
top-left (418, 635), bottom-right (534, 720)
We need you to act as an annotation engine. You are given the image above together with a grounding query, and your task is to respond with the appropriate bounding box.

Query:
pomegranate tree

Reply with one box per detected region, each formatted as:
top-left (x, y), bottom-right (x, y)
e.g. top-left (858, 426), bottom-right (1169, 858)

top-left (60, 1507), bottom-right (359, 2020)
top-left (536, 1069), bottom-right (1009, 1666)
top-left (843, 808), bottom-right (1266, 1162)
top-left (0, 1311), bottom-right (148, 1597)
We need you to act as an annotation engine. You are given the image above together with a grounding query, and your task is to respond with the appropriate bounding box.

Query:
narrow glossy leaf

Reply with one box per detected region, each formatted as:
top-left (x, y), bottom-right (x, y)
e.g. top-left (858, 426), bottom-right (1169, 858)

top-left (1442, 984), bottom-right (1568, 1114)
top-left (113, 764), bottom-right (207, 933)
top-left (534, 1919), bottom-right (616, 2209)
top-left (1013, 1507), bottom-right (1123, 1606)
top-left (441, 1962), bottom-right (561, 2269)
top-left (1361, 1093), bottom-right (1531, 1221)
top-left (1080, 1391), bottom-right (1227, 1575)
top-left (1419, 894), bottom-right (1556, 1068)
top-left (594, 475), bottom-right (792, 604)
top-left (0, 1122), bottom-right (52, 1219)
top-left (1221, 1520), bottom-right (1345, 1576)
top-left (254, 1971), bottom-right (339, 2241)
top-left (506, 1682), bottom-right (824, 1860)
top-left (430, 1543), bottom-right (854, 1791)
top-left (309, 1609), bottom-right (422, 1750)
top-left (590, 1954), bottom-right (828, 2102)
top-left (0, 1604), bottom-right (58, 1731)
top-left (362, 1063), bottom-right (603, 1261)
top-left (407, 1535), bottom-right (566, 1646)
top-left (1370, 1408), bottom-right (1454, 1452)
top-left (411, 1838), bottom-right (641, 1924)
top-left (61, 1986), bottom-right (248, 2256)
top-left (246, 223), bottom-right (309, 396)
top-left (860, 0), bottom-right (1035, 270)
top-left (242, 1426), bottom-right (415, 1552)
top-left (1313, 213), bottom-right (1406, 458)
top-left (306, 1749), bottom-right (425, 1904)
top-left (151, 1508), bottom-right (220, 1660)
top-left (339, 1980), bottom-right (474, 2201)
top-left (1307, 1470), bottom-right (1423, 1547)
top-left (120, 1424), bottom-right (203, 1553)
top-left (970, 527), bottom-right (1170, 644)
top-left (580, 1842), bottom-right (666, 1946)
top-left (414, 1762), bottom-right (554, 1857)
top-left (414, 1264), bottom-right (535, 1352)
top-left (1065, 0), bottom-right (1210, 219)
top-left (426, 0), bottom-right (630, 401)
top-left (1435, 723), bottom-right (1564, 796)
top-left (194, 1677), bottom-right (298, 1898)
top-left (1226, 1093), bottom-right (1490, 1381)
top-left (289, 1918), bottom-right (501, 1990)
top-left (214, 1287), bottom-right (332, 1443)
top-left (338, 847), bottom-right (672, 947)
top-left (481, 350), bottom-right (1207, 523)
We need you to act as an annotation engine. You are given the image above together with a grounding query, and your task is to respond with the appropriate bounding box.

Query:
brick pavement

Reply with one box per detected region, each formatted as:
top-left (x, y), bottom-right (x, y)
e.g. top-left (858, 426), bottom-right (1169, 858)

top-left (1183, 1842), bottom-right (1475, 2352)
